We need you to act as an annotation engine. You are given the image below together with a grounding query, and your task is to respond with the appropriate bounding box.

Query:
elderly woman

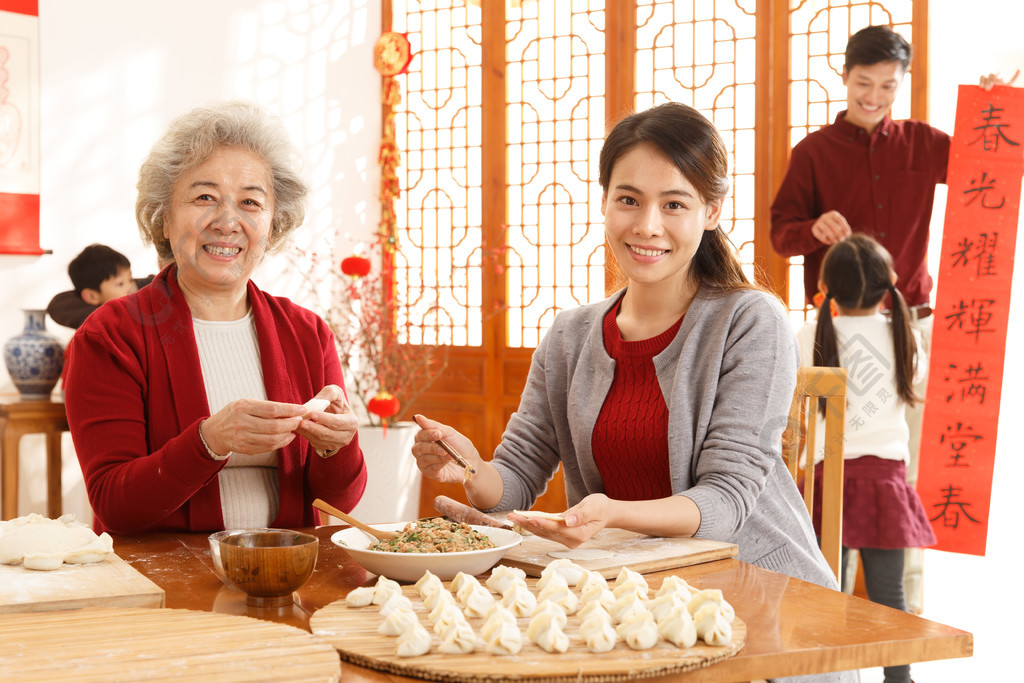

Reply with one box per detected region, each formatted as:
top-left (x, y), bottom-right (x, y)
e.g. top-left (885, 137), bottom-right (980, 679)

top-left (65, 101), bottom-right (367, 534)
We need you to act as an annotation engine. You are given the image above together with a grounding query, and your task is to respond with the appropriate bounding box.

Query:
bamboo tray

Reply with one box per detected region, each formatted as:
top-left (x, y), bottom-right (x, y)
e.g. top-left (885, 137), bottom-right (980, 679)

top-left (0, 607), bottom-right (341, 682)
top-left (309, 578), bottom-right (744, 682)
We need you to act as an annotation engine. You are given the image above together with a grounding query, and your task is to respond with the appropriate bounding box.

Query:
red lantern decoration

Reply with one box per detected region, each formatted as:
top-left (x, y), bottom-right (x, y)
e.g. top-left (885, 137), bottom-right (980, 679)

top-left (368, 391), bottom-right (401, 436)
top-left (341, 255), bottom-right (372, 278)
top-left (368, 391), bottom-right (400, 419)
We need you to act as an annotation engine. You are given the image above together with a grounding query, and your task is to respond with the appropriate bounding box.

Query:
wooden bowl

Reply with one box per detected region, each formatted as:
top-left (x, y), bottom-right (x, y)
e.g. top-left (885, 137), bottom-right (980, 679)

top-left (208, 529), bottom-right (318, 607)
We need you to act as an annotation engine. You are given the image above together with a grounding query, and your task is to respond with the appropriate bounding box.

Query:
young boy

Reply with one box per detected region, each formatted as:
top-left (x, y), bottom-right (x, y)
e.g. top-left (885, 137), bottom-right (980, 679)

top-left (46, 244), bottom-right (149, 329)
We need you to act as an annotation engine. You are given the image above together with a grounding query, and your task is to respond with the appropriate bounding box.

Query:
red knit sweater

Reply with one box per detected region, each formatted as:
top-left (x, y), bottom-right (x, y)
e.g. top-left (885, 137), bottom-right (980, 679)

top-left (591, 304), bottom-right (683, 500)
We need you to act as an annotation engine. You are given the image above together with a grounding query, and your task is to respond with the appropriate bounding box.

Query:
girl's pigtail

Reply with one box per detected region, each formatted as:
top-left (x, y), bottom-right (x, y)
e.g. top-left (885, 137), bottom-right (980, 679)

top-left (812, 292), bottom-right (840, 415)
top-left (888, 284), bottom-right (920, 406)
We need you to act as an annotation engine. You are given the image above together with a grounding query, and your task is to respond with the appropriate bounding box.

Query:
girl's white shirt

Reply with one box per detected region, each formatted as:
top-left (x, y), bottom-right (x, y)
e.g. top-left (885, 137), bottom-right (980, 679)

top-left (796, 313), bottom-right (927, 464)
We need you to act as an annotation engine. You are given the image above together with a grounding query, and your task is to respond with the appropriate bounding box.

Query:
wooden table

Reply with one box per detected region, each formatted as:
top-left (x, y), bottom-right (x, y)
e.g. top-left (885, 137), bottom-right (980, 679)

top-left (111, 527), bottom-right (973, 682)
top-left (0, 397), bottom-right (69, 520)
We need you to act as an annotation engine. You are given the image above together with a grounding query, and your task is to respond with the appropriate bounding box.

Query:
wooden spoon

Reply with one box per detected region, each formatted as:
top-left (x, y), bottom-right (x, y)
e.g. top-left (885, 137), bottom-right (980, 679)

top-left (313, 498), bottom-right (397, 541)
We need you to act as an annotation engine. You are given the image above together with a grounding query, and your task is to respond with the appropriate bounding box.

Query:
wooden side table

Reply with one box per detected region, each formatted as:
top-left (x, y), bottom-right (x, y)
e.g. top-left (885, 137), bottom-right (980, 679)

top-left (0, 397), bottom-right (70, 520)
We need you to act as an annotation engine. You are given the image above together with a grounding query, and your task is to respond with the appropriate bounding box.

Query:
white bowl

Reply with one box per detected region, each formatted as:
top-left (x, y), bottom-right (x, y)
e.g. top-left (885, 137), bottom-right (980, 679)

top-left (330, 522), bottom-right (522, 582)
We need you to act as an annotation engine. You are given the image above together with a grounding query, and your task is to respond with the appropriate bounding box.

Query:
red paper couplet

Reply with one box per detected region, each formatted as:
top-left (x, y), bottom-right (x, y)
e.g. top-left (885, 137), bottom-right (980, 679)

top-left (917, 84), bottom-right (1024, 556)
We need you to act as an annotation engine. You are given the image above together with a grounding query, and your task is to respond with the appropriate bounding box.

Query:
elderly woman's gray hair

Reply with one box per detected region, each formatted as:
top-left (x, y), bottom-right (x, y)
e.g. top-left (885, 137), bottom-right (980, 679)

top-left (136, 101), bottom-right (309, 264)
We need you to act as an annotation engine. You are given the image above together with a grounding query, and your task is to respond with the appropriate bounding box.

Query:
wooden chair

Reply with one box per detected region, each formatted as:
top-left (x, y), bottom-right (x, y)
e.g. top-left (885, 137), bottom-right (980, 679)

top-left (782, 366), bottom-right (847, 584)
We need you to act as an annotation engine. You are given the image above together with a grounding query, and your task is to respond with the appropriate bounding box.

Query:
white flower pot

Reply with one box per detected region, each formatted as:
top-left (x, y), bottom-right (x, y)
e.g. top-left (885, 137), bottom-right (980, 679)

top-left (346, 421), bottom-right (421, 523)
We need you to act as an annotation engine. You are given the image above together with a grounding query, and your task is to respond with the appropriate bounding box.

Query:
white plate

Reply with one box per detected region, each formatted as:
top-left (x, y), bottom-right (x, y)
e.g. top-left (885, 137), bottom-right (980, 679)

top-left (330, 523), bottom-right (522, 582)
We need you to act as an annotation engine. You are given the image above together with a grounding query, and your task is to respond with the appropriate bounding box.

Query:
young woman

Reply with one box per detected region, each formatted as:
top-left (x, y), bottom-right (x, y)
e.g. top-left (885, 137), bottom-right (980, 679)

top-left (797, 234), bottom-right (936, 683)
top-left (413, 103), bottom-right (843, 604)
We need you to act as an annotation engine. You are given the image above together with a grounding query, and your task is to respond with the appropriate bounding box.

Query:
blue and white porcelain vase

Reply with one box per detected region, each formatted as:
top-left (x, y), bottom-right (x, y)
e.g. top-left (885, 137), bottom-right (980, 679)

top-left (3, 309), bottom-right (65, 400)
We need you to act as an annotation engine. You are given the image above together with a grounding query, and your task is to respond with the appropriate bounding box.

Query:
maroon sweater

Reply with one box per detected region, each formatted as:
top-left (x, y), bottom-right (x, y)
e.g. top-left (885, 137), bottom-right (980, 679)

top-left (64, 266), bottom-right (367, 533)
top-left (771, 112), bottom-right (949, 306)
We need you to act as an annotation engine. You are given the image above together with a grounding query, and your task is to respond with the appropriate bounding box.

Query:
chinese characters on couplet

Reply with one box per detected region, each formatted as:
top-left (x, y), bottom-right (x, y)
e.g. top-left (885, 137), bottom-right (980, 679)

top-left (917, 85), bottom-right (1024, 556)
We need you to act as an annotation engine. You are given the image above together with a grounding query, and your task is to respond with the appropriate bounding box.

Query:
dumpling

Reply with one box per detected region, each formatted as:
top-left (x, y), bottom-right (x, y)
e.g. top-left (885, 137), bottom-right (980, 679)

top-left (396, 621), bottom-right (432, 657)
top-left (609, 592), bottom-right (648, 623)
top-left (431, 602), bottom-right (469, 636)
top-left (656, 575), bottom-right (697, 600)
top-left (500, 581), bottom-right (537, 617)
top-left (693, 602), bottom-right (733, 646)
top-left (612, 567), bottom-right (649, 600)
top-left (527, 607), bottom-right (570, 653)
top-left (577, 569), bottom-right (609, 594)
top-left (580, 583), bottom-right (615, 610)
top-left (424, 587), bottom-right (456, 613)
top-left (658, 603), bottom-right (698, 648)
top-left (577, 600), bottom-right (613, 625)
top-left (379, 593), bottom-right (414, 616)
top-left (648, 592), bottom-right (688, 623)
top-left (538, 557), bottom-right (586, 587)
top-left (481, 606), bottom-right (523, 655)
top-left (462, 583), bottom-right (497, 618)
top-left (536, 573), bottom-right (579, 615)
top-left (531, 599), bottom-right (568, 629)
top-left (481, 603), bottom-right (518, 634)
top-left (455, 574), bottom-right (485, 605)
top-left (379, 607), bottom-right (419, 636)
top-left (372, 576), bottom-right (402, 605)
top-left (450, 571), bottom-right (476, 595)
top-left (344, 585), bottom-right (375, 607)
top-left (415, 570), bottom-right (445, 600)
top-left (438, 617), bottom-right (477, 654)
top-left (615, 609), bottom-right (659, 650)
top-left (579, 612), bottom-right (618, 653)
top-left (486, 565), bottom-right (526, 596)
top-left (686, 589), bottom-right (735, 622)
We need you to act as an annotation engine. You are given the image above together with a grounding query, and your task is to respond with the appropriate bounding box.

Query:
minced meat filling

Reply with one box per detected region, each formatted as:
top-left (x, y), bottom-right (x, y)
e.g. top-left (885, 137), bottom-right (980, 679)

top-left (369, 518), bottom-right (496, 553)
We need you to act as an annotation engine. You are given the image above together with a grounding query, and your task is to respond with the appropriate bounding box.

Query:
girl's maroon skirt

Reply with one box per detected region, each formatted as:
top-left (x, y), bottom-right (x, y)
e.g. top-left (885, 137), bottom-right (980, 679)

top-left (807, 456), bottom-right (937, 549)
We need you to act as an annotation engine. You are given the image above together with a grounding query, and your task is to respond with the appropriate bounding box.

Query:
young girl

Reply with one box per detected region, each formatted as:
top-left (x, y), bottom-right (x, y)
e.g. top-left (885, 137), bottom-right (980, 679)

top-left (797, 234), bottom-right (936, 683)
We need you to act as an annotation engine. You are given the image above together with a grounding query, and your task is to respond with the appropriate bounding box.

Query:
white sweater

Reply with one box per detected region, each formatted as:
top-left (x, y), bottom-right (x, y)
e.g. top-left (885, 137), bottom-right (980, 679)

top-left (797, 313), bottom-right (927, 464)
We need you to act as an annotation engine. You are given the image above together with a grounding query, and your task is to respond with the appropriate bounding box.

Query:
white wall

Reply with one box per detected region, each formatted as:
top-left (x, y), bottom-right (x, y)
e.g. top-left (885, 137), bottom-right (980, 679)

top-left (0, 0), bottom-right (381, 522)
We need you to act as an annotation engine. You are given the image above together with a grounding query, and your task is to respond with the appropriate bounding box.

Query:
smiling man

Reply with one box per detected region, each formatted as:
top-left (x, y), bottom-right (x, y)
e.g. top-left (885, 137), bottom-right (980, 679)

top-left (770, 25), bottom-right (949, 315)
top-left (769, 26), bottom-right (953, 648)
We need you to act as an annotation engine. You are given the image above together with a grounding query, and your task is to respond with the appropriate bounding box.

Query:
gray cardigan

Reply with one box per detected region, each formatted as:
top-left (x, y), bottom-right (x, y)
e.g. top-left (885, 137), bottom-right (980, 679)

top-left (489, 286), bottom-right (839, 591)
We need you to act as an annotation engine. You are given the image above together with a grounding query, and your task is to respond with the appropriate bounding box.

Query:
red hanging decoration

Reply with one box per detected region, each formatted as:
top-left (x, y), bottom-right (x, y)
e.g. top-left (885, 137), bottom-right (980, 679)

top-left (368, 391), bottom-right (401, 436)
top-left (340, 255), bottom-right (372, 278)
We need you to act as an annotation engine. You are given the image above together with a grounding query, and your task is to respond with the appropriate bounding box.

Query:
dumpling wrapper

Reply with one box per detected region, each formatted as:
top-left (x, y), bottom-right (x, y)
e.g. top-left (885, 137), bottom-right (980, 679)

top-left (302, 398), bottom-right (330, 417)
top-left (513, 509), bottom-right (566, 521)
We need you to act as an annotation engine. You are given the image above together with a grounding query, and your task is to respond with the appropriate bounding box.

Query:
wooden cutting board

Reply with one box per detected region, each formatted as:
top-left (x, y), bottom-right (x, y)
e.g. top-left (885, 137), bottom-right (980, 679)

top-left (0, 607), bottom-right (341, 682)
top-left (310, 578), bottom-right (744, 683)
top-left (499, 529), bottom-right (737, 578)
top-left (0, 552), bottom-right (164, 614)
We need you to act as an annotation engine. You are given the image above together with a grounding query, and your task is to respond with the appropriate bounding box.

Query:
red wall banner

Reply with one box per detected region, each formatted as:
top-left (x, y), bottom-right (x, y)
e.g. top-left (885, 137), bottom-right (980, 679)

top-left (917, 84), bottom-right (1024, 555)
top-left (0, 0), bottom-right (41, 255)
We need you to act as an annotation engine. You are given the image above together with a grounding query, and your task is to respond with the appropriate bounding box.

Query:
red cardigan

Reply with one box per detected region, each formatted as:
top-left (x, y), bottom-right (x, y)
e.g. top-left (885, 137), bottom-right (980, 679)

top-left (64, 266), bottom-right (367, 533)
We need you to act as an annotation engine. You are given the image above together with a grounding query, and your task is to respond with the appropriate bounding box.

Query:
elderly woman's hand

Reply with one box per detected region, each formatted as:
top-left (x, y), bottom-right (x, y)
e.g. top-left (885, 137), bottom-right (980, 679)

top-left (200, 399), bottom-right (305, 457)
top-left (292, 384), bottom-right (358, 456)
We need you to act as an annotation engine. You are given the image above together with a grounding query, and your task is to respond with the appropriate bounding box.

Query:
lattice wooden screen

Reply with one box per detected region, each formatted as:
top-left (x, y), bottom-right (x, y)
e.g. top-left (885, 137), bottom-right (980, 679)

top-left (391, 3), bottom-right (483, 347)
top-left (634, 0), bottom-right (760, 282)
top-left (389, 0), bottom-right (922, 346)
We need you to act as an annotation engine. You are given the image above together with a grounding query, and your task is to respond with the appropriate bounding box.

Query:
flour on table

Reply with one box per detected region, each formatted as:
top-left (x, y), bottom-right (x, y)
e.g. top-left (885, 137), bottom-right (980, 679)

top-left (0, 513), bottom-right (113, 571)
top-left (548, 548), bottom-right (615, 561)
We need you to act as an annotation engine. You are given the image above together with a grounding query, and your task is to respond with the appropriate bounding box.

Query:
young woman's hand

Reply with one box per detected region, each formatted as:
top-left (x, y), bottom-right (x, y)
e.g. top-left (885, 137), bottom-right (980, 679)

top-left (410, 414), bottom-right (483, 484)
top-left (507, 493), bottom-right (613, 548)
